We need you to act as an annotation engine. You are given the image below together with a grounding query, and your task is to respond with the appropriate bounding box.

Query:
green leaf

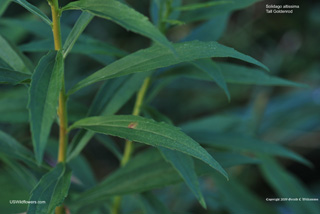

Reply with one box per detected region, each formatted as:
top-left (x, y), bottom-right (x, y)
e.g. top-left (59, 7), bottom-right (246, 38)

top-left (13, 0), bottom-right (52, 26)
top-left (212, 173), bottom-right (277, 214)
top-left (159, 147), bottom-right (206, 208)
top-left (192, 59), bottom-right (230, 100)
top-left (68, 41), bottom-right (268, 95)
top-left (182, 14), bottom-right (229, 42)
top-left (1, 157), bottom-right (37, 192)
top-left (69, 115), bottom-right (228, 178)
top-left (71, 149), bottom-right (181, 206)
top-left (0, 34), bottom-right (33, 73)
top-left (71, 149), bottom-right (255, 208)
top-left (139, 192), bottom-right (170, 214)
top-left (192, 133), bottom-right (311, 166)
top-left (63, 0), bottom-right (173, 51)
top-left (180, 114), bottom-right (242, 133)
top-left (220, 63), bottom-right (308, 87)
top-left (0, 0), bottom-right (12, 17)
top-left (260, 156), bottom-right (320, 214)
top-left (63, 12), bottom-right (94, 58)
top-left (0, 68), bottom-right (31, 84)
top-left (160, 62), bottom-right (307, 88)
top-left (67, 73), bottom-right (147, 162)
top-left (0, 87), bottom-right (29, 123)
top-left (175, 0), bottom-right (233, 11)
top-left (28, 51), bottom-right (64, 164)
top-left (0, 130), bottom-right (37, 167)
top-left (27, 163), bottom-right (71, 214)
top-left (95, 134), bottom-right (122, 161)
top-left (180, 0), bottom-right (262, 22)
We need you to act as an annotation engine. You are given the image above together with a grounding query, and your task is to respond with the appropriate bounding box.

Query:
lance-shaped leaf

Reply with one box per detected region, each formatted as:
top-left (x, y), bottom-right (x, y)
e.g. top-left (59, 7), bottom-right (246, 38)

top-left (67, 73), bottom-right (148, 162)
top-left (0, 34), bottom-right (33, 73)
top-left (0, 130), bottom-right (36, 167)
top-left (13, 0), bottom-right (52, 26)
top-left (63, 12), bottom-right (94, 58)
top-left (27, 163), bottom-right (72, 214)
top-left (180, 0), bottom-right (262, 22)
top-left (63, 0), bottom-right (172, 51)
top-left (68, 41), bottom-right (268, 95)
top-left (192, 59), bottom-right (230, 100)
top-left (260, 156), bottom-right (320, 214)
top-left (28, 51), bottom-right (64, 164)
top-left (0, 0), bottom-right (12, 17)
top-left (0, 68), bottom-right (31, 84)
top-left (69, 115), bottom-right (228, 179)
top-left (159, 147), bottom-right (206, 208)
top-left (160, 62), bottom-right (307, 88)
top-left (70, 149), bottom-right (257, 208)
top-left (191, 132), bottom-right (311, 166)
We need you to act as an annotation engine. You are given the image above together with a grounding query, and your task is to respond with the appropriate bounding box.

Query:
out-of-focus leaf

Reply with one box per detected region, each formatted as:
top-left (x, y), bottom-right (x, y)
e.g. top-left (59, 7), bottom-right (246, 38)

top-left (70, 149), bottom-right (180, 206)
top-left (192, 59), bottom-right (230, 100)
top-left (69, 115), bottom-right (228, 178)
top-left (139, 192), bottom-right (170, 214)
top-left (212, 173), bottom-right (277, 214)
top-left (20, 38), bottom-right (127, 58)
top-left (63, 0), bottom-right (173, 51)
top-left (67, 73), bottom-right (147, 162)
top-left (95, 134), bottom-right (122, 161)
top-left (0, 130), bottom-right (36, 167)
top-left (0, 18), bottom-right (52, 38)
top-left (0, 0), bottom-right (12, 17)
top-left (63, 12), bottom-right (94, 58)
top-left (160, 62), bottom-right (307, 88)
top-left (1, 157), bottom-right (37, 191)
top-left (182, 14), bottom-right (229, 42)
top-left (175, 1), bottom-right (233, 11)
top-left (192, 133), bottom-right (311, 166)
top-left (0, 87), bottom-right (29, 123)
top-left (27, 163), bottom-right (71, 214)
top-left (0, 34), bottom-right (33, 73)
top-left (208, 151), bottom-right (260, 168)
top-left (159, 147), bottom-right (206, 208)
top-left (260, 156), bottom-right (320, 214)
top-left (180, 0), bottom-right (262, 22)
top-left (28, 51), bottom-right (64, 164)
top-left (0, 68), bottom-right (31, 84)
top-left (0, 170), bottom-right (29, 213)
top-left (68, 155), bottom-right (96, 189)
top-left (13, 0), bottom-right (52, 26)
top-left (71, 149), bottom-right (257, 208)
top-left (69, 41), bottom-right (268, 95)
top-left (180, 114), bottom-right (242, 133)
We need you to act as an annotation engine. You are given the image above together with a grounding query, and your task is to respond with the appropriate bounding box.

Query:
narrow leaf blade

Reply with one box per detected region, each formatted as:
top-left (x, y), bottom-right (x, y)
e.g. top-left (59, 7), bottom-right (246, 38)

top-left (27, 163), bottom-right (71, 214)
top-left (63, 12), bottom-right (94, 58)
top-left (69, 41), bottom-right (268, 95)
top-left (192, 59), bottom-right (230, 100)
top-left (159, 147), bottom-right (206, 208)
top-left (28, 51), bottom-right (64, 164)
top-left (13, 0), bottom-right (52, 26)
top-left (69, 115), bottom-right (228, 178)
top-left (63, 0), bottom-right (172, 51)
top-left (0, 68), bottom-right (31, 84)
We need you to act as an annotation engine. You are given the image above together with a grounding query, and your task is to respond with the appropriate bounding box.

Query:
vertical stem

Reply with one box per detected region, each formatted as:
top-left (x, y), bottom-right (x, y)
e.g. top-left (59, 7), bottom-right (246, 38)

top-left (121, 77), bottom-right (151, 166)
top-left (111, 77), bottom-right (151, 214)
top-left (50, 0), bottom-right (67, 213)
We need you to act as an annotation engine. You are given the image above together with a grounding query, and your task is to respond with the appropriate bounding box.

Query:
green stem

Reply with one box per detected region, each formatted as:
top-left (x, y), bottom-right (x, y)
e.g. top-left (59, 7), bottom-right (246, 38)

top-left (111, 77), bottom-right (151, 214)
top-left (49, 0), bottom-right (67, 213)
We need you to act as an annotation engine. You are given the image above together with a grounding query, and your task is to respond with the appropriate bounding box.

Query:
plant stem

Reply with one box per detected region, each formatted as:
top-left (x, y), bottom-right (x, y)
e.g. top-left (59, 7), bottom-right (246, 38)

top-left (49, 0), bottom-right (67, 213)
top-left (111, 77), bottom-right (151, 214)
top-left (121, 77), bottom-right (151, 166)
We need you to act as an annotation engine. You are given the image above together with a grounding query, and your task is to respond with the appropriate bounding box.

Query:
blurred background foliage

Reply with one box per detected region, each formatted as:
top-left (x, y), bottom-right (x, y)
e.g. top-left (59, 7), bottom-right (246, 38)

top-left (0, 0), bottom-right (319, 213)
